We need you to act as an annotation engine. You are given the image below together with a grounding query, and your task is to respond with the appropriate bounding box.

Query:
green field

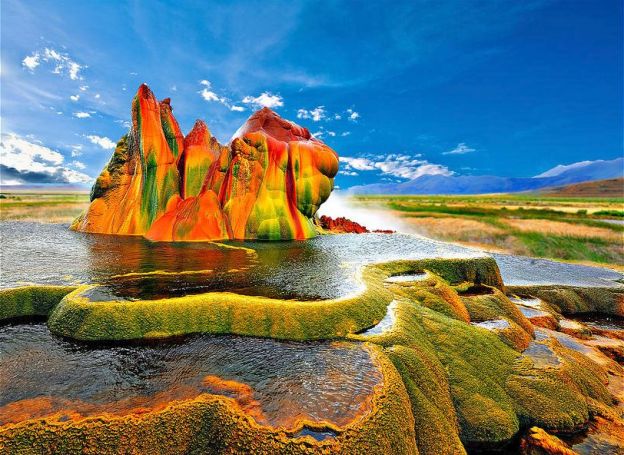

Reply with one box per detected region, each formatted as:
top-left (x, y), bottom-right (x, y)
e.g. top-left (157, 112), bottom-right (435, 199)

top-left (0, 192), bottom-right (90, 222)
top-left (352, 194), bottom-right (624, 267)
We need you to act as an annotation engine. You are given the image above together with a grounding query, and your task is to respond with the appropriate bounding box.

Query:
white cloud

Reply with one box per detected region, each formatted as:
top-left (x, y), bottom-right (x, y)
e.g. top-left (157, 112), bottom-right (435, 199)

top-left (94, 93), bottom-right (101, 99)
top-left (86, 135), bottom-right (116, 150)
top-left (339, 170), bottom-right (359, 176)
top-left (340, 154), bottom-right (452, 180)
top-left (0, 133), bottom-right (92, 184)
top-left (71, 160), bottom-right (86, 169)
top-left (73, 111), bottom-right (91, 118)
top-left (443, 142), bottom-right (476, 155)
top-left (71, 145), bottom-right (83, 157)
top-left (341, 132), bottom-right (351, 137)
top-left (198, 81), bottom-right (245, 111)
top-left (297, 107), bottom-right (358, 123)
top-left (79, 85), bottom-right (89, 91)
top-left (339, 156), bottom-right (376, 171)
top-left (22, 55), bottom-right (40, 70)
top-left (310, 107), bottom-right (326, 122)
top-left (115, 119), bottom-right (131, 129)
top-left (346, 109), bottom-right (360, 121)
top-left (297, 106), bottom-right (326, 122)
top-left (22, 47), bottom-right (84, 80)
top-left (242, 92), bottom-right (284, 109)
top-left (70, 94), bottom-right (80, 102)
top-left (200, 89), bottom-right (221, 102)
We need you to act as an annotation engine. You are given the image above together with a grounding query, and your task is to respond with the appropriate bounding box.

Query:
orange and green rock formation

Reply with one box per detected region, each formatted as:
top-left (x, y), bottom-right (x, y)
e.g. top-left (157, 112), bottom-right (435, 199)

top-left (71, 84), bottom-right (339, 241)
top-left (71, 85), bottom-right (182, 235)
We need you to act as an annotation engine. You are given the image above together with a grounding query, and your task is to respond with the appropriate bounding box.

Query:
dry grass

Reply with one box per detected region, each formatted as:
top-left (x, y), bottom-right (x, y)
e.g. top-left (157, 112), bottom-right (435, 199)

top-left (0, 193), bottom-right (89, 223)
top-left (502, 219), bottom-right (623, 241)
top-left (0, 204), bottom-right (88, 223)
top-left (400, 216), bottom-right (503, 237)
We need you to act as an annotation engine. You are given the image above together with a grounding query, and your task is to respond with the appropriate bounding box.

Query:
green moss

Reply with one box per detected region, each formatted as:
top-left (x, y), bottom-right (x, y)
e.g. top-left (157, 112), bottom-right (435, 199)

top-left (47, 263), bottom-right (392, 341)
top-left (0, 285), bottom-right (77, 321)
top-left (4, 256), bottom-right (618, 453)
top-left (389, 276), bottom-right (470, 322)
top-left (376, 257), bottom-right (505, 290)
top-left (460, 287), bottom-right (534, 336)
top-left (507, 285), bottom-right (624, 316)
top-left (386, 344), bottom-right (466, 455)
top-left (44, 258), bottom-right (510, 343)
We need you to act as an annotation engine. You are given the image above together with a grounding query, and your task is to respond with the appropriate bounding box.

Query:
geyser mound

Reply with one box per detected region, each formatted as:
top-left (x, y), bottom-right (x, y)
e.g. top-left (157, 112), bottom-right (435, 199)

top-left (71, 84), bottom-right (339, 241)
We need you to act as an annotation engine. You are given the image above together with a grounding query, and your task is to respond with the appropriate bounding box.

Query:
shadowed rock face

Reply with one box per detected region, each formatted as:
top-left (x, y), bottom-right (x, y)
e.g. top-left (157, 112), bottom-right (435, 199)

top-left (72, 85), bottom-right (339, 241)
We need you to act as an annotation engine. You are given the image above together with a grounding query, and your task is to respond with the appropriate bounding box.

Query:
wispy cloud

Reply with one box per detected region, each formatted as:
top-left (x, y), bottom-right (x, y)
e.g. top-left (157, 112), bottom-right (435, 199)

top-left (297, 106), bottom-right (360, 123)
top-left (86, 135), bottom-right (116, 150)
top-left (197, 80), bottom-right (252, 112)
top-left (297, 106), bottom-right (326, 122)
top-left (0, 133), bottom-right (91, 184)
top-left (346, 108), bottom-right (360, 121)
top-left (73, 111), bottom-right (91, 118)
top-left (70, 145), bottom-right (83, 157)
top-left (22, 47), bottom-right (84, 80)
top-left (242, 92), bottom-right (284, 109)
top-left (443, 142), bottom-right (476, 155)
top-left (340, 154), bottom-right (452, 180)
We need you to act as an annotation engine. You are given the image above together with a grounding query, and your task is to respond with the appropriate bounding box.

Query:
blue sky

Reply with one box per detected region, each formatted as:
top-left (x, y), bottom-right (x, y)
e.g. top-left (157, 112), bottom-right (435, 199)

top-left (1, 0), bottom-right (622, 188)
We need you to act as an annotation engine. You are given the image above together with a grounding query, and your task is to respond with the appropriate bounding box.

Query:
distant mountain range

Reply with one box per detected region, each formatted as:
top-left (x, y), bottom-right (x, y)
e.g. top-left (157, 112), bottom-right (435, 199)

top-left (349, 158), bottom-right (624, 195)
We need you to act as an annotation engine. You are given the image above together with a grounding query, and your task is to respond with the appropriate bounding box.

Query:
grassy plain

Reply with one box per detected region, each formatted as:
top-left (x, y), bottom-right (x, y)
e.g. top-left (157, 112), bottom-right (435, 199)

top-left (351, 194), bottom-right (624, 267)
top-left (0, 191), bottom-right (89, 223)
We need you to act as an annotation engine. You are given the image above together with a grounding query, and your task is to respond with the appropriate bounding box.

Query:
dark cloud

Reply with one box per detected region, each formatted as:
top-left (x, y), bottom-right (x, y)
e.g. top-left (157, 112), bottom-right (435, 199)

top-left (0, 164), bottom-right (76, 184)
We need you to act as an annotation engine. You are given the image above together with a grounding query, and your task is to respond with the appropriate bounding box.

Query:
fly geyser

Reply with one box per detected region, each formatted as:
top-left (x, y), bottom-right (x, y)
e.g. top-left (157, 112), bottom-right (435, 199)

top-left (71, 84), bottom-right (339, 241)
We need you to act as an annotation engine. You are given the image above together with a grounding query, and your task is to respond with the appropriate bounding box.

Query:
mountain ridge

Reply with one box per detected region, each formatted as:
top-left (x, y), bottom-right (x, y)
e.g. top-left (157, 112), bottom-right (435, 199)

top-left (349, 157), bottom-right (623, 195)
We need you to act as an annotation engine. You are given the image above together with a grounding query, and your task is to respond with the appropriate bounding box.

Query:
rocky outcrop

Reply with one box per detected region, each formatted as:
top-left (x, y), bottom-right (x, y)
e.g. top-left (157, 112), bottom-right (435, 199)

top-left (318, 215), bottom-right (369, 233)
top-left (520, 427), bottom-right (576, 455)
top-left (317, 215), bottom-right (395, 234)
top-left (72, 85), bottom-right (181, 235)
top-left (72, 85), bottom-right (339, 241)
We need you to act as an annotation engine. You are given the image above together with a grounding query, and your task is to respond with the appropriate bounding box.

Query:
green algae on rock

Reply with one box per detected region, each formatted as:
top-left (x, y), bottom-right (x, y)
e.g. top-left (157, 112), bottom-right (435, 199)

top-left (1, 253), bottom-right (623, 453)
top-left (507, 285), bottom-right (624, 316)
top-left (0, 285), bottom-right (77, 321)
top-left (0, 343), bottom-right (418, 455)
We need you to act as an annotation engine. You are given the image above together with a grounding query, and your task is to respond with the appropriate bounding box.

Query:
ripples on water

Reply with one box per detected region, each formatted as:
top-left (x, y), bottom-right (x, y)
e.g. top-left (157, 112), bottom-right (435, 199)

top-left (0, 323), bottom-right (381, 429)
top-left (1, 222), bottom-right (621, 300)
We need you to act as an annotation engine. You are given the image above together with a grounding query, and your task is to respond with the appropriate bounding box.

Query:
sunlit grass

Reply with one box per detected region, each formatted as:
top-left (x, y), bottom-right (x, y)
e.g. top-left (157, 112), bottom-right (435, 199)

top-left (352, 194), bottom-right (624, 265)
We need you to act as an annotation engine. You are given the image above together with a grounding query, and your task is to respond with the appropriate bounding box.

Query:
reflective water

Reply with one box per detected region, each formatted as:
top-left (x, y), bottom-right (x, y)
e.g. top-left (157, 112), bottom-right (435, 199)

top-left (522, 330), bottom-right (562, 368)
top-left (361, 300), bottom-right (398, 335)
top-left (509, 296), bottom-right (544, 309)
top-left (0, 323), bottom-right (381, 430)
top-left (572, 314), bottom-right (624, 332)
top-left (384, 273), bottom-right (429, 283)
top-left (472, 319), bottom-right (511, 331)
top-left (1, 223), bottom-right (621, 301)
